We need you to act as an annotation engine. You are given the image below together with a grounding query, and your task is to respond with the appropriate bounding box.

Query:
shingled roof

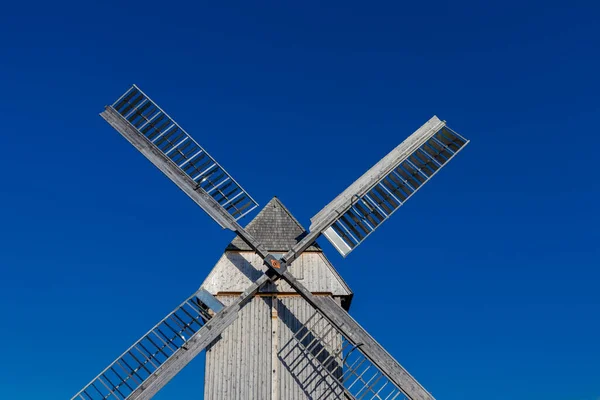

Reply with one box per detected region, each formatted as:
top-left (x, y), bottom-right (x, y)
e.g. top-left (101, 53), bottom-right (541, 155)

top-left (227, 197), bottom-right (321, 252)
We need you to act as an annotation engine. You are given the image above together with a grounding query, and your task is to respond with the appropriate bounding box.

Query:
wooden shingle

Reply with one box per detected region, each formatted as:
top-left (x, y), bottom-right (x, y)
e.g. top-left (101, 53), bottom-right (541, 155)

top-left (226, 197), bottom-right (321, 252)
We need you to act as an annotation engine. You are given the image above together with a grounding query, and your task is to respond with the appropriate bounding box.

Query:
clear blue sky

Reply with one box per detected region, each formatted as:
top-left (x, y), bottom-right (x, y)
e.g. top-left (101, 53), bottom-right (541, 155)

top-left (1, 1), bottom-right (598, 399)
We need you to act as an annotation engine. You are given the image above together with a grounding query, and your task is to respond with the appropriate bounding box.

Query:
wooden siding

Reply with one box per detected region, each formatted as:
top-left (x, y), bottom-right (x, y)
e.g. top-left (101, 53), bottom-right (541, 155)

top-left (200, 251), bottom-right (352, 297)
top-left (204, 295), bottom-right (345, 400)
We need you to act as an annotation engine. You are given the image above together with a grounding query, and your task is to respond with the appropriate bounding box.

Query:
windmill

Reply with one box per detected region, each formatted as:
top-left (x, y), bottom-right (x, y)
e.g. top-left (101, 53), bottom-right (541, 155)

top-left (71, 85), bottom-right (469, 400)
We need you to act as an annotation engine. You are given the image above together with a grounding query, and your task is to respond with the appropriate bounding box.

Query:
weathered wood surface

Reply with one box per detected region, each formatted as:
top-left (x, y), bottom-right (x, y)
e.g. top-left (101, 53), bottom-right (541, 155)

top-left (101, 106), bottom-right (434, 400)
top-left (281, 270), bottom-right (434, 400)
top-left (309, 116), bottom-right (445, 230)
top-left (101, 107), bottom-right (241, 230)
top-left (124, 257), bottom-right (432, 399)
top-left (201, 251), bottom-right (352, 297)
top-left (126, 275), bottom-right (270, 400)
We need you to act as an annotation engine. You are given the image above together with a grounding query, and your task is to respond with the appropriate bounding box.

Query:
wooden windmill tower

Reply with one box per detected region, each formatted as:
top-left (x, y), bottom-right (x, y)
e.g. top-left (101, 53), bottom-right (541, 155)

top-left (202, 197), bottom-right (353, 399)
top-left (71, 85), bottom-right (469, 400)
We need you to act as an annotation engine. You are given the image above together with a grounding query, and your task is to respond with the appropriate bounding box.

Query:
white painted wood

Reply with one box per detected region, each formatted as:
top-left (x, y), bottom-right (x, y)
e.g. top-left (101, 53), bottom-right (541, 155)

top-left (200, 251), bottom-right (352, 297)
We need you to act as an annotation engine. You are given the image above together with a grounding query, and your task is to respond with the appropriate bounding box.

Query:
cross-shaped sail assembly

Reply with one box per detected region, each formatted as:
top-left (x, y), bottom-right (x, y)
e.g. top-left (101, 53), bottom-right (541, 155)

top-left (71, 85), bottom-right (470, 400)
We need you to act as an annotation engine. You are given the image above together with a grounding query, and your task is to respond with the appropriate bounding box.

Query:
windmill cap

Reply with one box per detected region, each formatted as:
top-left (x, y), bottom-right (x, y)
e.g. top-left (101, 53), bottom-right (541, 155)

top-left (226, 197), bottom-right (321, 252)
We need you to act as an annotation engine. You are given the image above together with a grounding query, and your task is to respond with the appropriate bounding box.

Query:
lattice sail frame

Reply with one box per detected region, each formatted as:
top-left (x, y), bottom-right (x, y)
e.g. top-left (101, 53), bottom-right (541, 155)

top-left (72, 85), bottom-right (471, 400)
top-left (111, 85), bottom-right (258, 222)
top-left (311, 116), bottom-right (469, 257)
top-left (72, 290), bottom-right (223, 400)
top-left (279, 301), bottom-right (408, 400)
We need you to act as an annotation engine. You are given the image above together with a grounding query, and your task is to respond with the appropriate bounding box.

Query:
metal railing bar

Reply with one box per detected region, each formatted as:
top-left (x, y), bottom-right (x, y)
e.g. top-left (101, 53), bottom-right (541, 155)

top-left (112, 87), bottom-right (136, 108)
top-left (229, 199), bottom-right (253, 218)
top-left (363, 194), bottom-right (388, 218)
top-left (150, 123), bottom-right (176, 144)
top-left (205, 176), bottom-right (229, 194)
top-left (354, 371), bottom-right (380, 397)
top-left (369, 380), bottom-right (389, 400)
top-left (129, 84), bottom-right (260, 209)
top-left (115, 360), bottom-right (140, 386)
top-left (336, 219), bottom-right (360, 245)
top-left (101, 374), bottom-right (126, 399)
top-left (89, 382), bottom-right (107, 399)
top-left (421, 141), bottom-right (449, 164)
top-left (192, 163), bottom-right (217, 182)
top-left (341, 357), bottom-right (367, 381)
top-left (128, 101), bottom-right (152, 124)
top-left (236, 203), bottom-right (259, 220)
top-left (170, 312), bottom-right (199, 335)
top-left (109, 367), bottom-right (134, 391)
top-left (145, 334), bottom-right (172, 359)
top-left (178, 149), bottom-right (203, 168)
top-left (97, 376), bottom-right (120, 400)
top-left (391, 170), bottom-right (416, 192)
top-left (352, 201), bottom-right (379, 229)
top-left (355, 199), bottom-right (384, 225)
top-left (142, 117), bottom-right (170, 137)
top-left (383, 176), bottom-right (410, 202)
top-left (137, 110), bottom-right (162, 130)
top-left (387, 391), bottom-right (401, 400)
top-left (349, 206), bottom-right (374, 232)
top-left (154, 328), bottom-right (180, 352)
top-left (177, 304), bottom-right (204, 328)
top-left (221, 191), bottom-right (244, 207)
top-left (162, 319), bottom-right (187, 343)
top-left (164, 137), bottom-right (189, 156)
top-left (417, 148), bottom-right (442, 169)
top-left (295, 326), bottom-right (337, 376)
top-left (347, 365), bottom-right (372, 391)
top-left (340, 214), bottom-right (366, 241)
top-left (405, 159), bottom-right (430, 180)
top-left (126, 350), bottom-right (153, 375)
top-left (215, 186), bottom-right (239, 205)
top-left (377, 181), bottom-right (402, 206)
top-left (134, 344), bottom-right (160, 369)
top-left (149, 330), bottom-right (177, 354)
top-left (119, 93), bottom-right (145, 116)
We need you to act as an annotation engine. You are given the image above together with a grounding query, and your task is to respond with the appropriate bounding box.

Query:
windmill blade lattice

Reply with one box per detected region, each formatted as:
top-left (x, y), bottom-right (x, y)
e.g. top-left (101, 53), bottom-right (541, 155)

top-left (310, 116), bottom-right (469, 257)
top-left (70, 85), bottom-right (472, 400)
top-left (110, 85), bottom-right (258, 223)
top-left (71, 289), bottom-right (223, 400)
top-left (280, 300), bottom-right (411, 400)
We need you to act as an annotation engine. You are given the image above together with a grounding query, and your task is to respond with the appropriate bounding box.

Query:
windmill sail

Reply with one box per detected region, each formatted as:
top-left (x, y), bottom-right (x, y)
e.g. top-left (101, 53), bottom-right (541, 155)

top-left (77, 87), bottom-right (469, 400)
top-left (280, 271), bottom-right (433, 400)
top-left (72, 275), bottom-right (432, 400)
top-left (102, 85), bottom-right (258, 228)
top-left (71, 281), bottom-right (432, 400)
top-left (71, 289), bottom-right (223, 400)
top-left (68, 192), bottom-right (434, 400)
top-left (310, 116), bottom-right (469, 257)
top-left (282, 303), bottom-right (412, 399)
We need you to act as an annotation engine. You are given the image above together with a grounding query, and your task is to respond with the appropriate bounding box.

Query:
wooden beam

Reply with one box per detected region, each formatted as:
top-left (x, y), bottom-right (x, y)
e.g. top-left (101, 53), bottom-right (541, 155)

top-left (126, 275), bottom-right (270, 400)
top-left (281, 270), bottom-right (434, 400)
top-left (101, 106), bottom-right (434, 400)
top-left (126, 268), bottom-right (434, 400)
top-left (101, 106), bottom-right (271, 259)
top-left (101, 107), bottom-right (239, 231)
top-left (309, 116), bottom-right (445, 231)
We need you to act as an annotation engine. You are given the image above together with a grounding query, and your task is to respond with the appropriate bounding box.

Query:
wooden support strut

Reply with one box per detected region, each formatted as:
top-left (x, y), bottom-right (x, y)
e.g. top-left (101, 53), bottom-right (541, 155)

top-left (125, 275), bottom-right (270, 400)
